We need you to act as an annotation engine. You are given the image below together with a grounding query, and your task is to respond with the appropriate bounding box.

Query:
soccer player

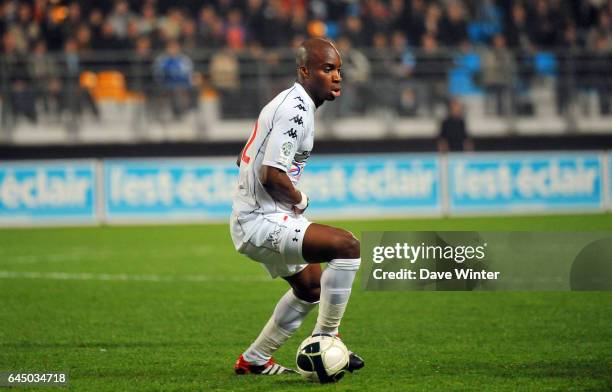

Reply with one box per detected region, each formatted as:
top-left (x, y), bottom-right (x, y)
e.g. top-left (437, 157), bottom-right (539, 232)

top-left (230, 37), bottom-right (364, 375)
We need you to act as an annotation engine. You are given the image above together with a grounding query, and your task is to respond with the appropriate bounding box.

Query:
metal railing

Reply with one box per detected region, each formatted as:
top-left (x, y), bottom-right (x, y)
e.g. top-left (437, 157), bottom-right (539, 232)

top-left (1, 47), bottom-right (611, 143)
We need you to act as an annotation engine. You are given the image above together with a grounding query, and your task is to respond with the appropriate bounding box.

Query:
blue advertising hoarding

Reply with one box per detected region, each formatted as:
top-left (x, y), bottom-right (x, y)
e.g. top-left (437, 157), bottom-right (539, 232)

top-left (103, 154), bottom-right (442, 221)
top-left (448, 153), bottom-right (604, 213)
top-left (1, 151), bottom-right (609, 226)
top-left (0, 160), bottom-right (97, 225)
top-left (104, 158), bottom-right (238, 221)
top-left (302, 154), bottom-right (442, 217)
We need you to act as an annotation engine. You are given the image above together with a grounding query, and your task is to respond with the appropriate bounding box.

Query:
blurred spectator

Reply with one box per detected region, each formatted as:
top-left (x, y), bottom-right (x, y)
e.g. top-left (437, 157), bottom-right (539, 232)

top-left (404, 0), bottom-right (427, 47)
top-left (438, 98), bottom-right (472, 152)
top-left (505, 3), bottom-right (532, 50)
top-left (108, 0), bottom-right (134, 39)
top-left (290, 6), bottom-right (308, 40)
top-left (589, 34), bottom-right (612, 115)
top-left (413, 33), bottom-right (449, 115)
top-left (58, 38), bottom-right (99, 121)
top-left (423, 3), bottom-right (442, 41)
top-left (136, 2), bottom-right (158, 37)
top-left (29, 39), bottom-right (61, 118)
top-left (128, 35), bottom-right (156, 130)
top-left (336, 35), bottom-right (370, 116)
top-left (153, 40), bottom-right (197, 119)
top-left (75, 24), bottom-right (93, 51)
top-left (209, 47), bottom-right (240, 117)
top-left (87, 9), bottom-right (104, 46)
top-left (93, 20), bottom-right (127, 51)
top-left (388, 0), bottom-right (409, 35)
top-left (13, 2), bottom-right (40, 51)
top-left (473, 0), bottom-right (503, 44)
top-left (439, 1), bottom-right (468, 47)
top-left (390, 31), bottom-right (417, 115)
top-left (1, 30), bottom-right (36, 127)
top-left (556, 23), bottom-right (583, 116)
top-left (179, 17), bottom-right (198, 52)
top-left (481, 34), bottom-right (516, 116)
top-left (32, 0), bottom-right (48, 24)
top-left (342, 15), bottom-right (367, 48)
top-left (587, 11), bottom-right (612, 50)
top-left (65, 2), bottom-right (83, 37)
top-left (198, 5), bottom-right (224, 49)
top-left (41, 6), bottom-right (65, 51)
top-left (226, 8), bottom-right (246, 50)
top-left (244, 0), bottom-right (265, 45)
top-left (528, 0), bottom-right (564, 48)
top-left (363, 0), bottom-right (391, 41)
top-left (159, 7), bottom-right (183, 42)
top-left (369, 32), bottom-right (397, 111)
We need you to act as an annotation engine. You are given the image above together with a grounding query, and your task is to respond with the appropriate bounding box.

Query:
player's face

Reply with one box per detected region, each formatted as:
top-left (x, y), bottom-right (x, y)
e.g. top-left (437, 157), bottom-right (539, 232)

top-left (307, 47), bottom-right (342, 105)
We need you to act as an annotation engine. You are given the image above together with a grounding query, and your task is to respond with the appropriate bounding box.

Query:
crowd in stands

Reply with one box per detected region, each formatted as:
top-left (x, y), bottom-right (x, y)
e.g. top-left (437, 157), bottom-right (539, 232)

top-left (1, 0), bottom-right (612, 128)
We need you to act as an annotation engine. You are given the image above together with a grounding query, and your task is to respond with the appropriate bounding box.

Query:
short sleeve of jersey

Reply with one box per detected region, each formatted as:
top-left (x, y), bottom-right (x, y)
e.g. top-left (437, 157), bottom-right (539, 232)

top-left (262, 109), bottom-right (305, 172)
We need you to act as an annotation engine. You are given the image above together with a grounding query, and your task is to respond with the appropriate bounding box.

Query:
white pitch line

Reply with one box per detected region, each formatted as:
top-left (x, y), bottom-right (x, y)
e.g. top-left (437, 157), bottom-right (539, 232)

top-left (0, 270), bottom-right (270, 283)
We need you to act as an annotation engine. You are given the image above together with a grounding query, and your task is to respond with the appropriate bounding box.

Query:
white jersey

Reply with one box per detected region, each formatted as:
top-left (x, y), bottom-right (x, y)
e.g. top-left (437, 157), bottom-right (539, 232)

top-left (232, 82), bottom-right (315, 225)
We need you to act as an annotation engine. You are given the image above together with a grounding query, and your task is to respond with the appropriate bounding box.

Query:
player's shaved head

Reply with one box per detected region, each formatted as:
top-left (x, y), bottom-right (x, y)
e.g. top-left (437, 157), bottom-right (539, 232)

top-left (296, 37), bottom-right (339, 70)
top-left (295, 37), bottom-right (342, 107)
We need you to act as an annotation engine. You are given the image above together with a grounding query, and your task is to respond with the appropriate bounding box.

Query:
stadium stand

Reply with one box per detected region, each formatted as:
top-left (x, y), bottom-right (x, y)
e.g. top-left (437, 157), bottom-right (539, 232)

top-left (1, 0), bottom-right (611, 144)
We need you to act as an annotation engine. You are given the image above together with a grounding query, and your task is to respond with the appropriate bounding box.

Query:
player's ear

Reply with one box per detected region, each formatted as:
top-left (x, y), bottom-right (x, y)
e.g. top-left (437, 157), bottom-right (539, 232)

top-left (299, 66), bottom-right (309, 79)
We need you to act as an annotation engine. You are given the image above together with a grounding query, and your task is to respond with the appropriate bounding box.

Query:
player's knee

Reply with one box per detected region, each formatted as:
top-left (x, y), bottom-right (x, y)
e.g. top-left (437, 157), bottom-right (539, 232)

top-left (294, 283), bottom-right (320, 303)
top-left (334, 232), bottom-right (360, 259)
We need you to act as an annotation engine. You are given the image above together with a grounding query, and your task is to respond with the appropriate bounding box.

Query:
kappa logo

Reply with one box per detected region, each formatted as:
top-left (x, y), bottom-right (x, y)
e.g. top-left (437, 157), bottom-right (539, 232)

top-left (289, 115), bottom-right (303, 126)
top-left (283, 128), bottom-right (298, 139)
top-left (294, 96), bottom-right (304, 104)
top-left (294, 104), bottom-right (306, 112)
top-left (266, 225), bottom-right (283, 251)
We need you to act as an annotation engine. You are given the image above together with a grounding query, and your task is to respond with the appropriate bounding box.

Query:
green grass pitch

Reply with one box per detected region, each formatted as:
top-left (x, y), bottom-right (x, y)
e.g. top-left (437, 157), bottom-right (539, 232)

top-left (1, 214), bottom-right (611, 391)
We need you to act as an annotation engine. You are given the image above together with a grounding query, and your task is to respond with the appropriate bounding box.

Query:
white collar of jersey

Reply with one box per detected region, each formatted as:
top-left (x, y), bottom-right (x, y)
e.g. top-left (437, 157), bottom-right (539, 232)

top-left (294, 82), bottom-right (316, 111)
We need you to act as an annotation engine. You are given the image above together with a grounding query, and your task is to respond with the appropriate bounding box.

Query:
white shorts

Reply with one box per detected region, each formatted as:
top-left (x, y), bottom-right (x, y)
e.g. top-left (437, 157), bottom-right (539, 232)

top-left (230, 212), bottom-right (312, 278)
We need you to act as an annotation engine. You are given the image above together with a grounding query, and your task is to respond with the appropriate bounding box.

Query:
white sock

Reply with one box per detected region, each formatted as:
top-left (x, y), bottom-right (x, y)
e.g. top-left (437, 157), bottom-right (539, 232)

top-left (243, 289), bottom-right (317, 365)
top-left (313, 258), bottom-right (360, 335)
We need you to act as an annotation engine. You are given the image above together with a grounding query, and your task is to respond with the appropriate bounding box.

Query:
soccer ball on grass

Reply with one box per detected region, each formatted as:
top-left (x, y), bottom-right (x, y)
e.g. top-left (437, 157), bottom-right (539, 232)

top-left (295, 333), bottom-right (349, 383)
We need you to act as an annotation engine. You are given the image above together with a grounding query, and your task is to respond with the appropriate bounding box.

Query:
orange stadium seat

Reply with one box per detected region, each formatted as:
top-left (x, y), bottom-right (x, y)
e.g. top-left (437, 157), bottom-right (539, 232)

top-left (93, 71), bottom-right (127, 101)
top-left (79, 71), bottom-right (97, 90)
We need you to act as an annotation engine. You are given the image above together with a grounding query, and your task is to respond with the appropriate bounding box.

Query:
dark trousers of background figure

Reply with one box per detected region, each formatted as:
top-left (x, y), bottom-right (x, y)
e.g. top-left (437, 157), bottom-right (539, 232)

top-left (218, 88), bottom-right (249, 119)
top-left (60, 85), bottom-right (100, 120)
top-left (556, 79), bottom-right (576, 116)
top-left (413, 80), bottom-right (448, 116)
top-left (485, 84), bottom-right (514, 116)
top-left (595, 85), bottom-right (611, 115)
top-left (160, 87), bottom-right (198, 120)
top-left (33, 83), bottom-right (62, 120)
top-left (1, 85), bottom-right (38, 128)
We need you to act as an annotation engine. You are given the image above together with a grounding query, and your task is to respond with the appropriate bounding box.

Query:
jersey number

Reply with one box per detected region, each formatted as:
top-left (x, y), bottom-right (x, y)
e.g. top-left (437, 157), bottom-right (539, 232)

top-left (241, 121), bottom-right (258, 164)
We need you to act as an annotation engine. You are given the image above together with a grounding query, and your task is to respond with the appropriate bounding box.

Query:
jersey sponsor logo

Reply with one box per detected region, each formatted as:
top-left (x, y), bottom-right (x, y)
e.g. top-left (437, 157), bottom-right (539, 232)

top-left (294, 151), bottom-right (310, 163)
top-left (278, 142), bottom-right (294, 166)
top-left (283, 128), bottom-right (298, 139)
top-left (281, 142), bottom-right (293, 157)
top-left (289, 115), bottom-right (303, 126)
top-left (289, 164), bottom-right (302, 177)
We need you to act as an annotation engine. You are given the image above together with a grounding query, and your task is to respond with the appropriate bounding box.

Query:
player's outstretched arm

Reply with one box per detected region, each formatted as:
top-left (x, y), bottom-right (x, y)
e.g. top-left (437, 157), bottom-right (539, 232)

top-left (260, 165), bottom-right (308, 213)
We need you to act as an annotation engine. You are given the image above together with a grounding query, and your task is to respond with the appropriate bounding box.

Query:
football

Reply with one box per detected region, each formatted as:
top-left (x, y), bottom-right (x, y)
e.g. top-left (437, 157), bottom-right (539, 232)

top-left (295, 333), bottom-right (349, 383)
